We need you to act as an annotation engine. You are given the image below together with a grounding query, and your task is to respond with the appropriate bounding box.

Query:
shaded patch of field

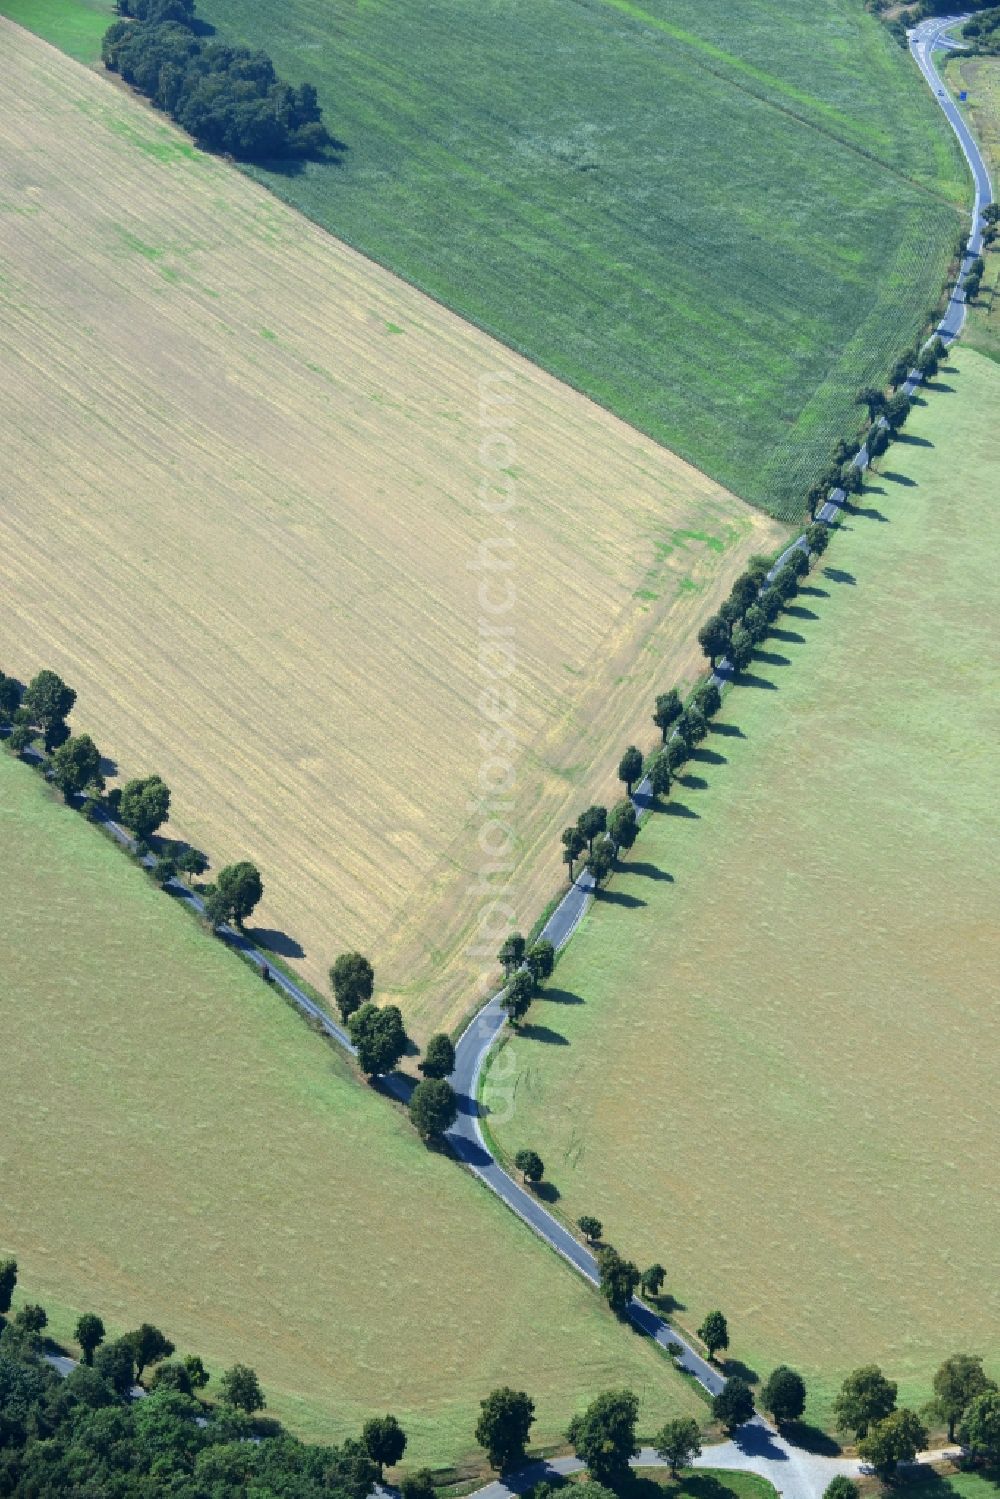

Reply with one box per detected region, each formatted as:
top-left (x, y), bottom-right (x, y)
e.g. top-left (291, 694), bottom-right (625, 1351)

top-left (0, 749), bottom-right (703, 1463)
top-left (2, 0), bottom-right (966, 518)
top-left (0, 23), bottom-right (782, 1039)
top-left (489, 349), bottom-right (1000, 1428)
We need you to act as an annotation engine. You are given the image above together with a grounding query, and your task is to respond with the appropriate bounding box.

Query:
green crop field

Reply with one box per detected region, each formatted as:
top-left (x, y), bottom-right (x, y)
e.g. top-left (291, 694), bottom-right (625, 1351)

top-left (0, 752), bottom-right (703, 1467)
top-left (488, 348), bottom-right (1000, 1429)
top-left (4, 0), bottom-right (968, 519)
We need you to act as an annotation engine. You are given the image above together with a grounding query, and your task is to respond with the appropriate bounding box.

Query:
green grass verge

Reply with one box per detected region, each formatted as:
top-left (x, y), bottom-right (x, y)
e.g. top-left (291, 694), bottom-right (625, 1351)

top-left (487, 348), bottom-right (1000, 1429)
top-left (2, 0), bottom-right (967, 519)
top-left (0, 750), bottom-right (705, 1466)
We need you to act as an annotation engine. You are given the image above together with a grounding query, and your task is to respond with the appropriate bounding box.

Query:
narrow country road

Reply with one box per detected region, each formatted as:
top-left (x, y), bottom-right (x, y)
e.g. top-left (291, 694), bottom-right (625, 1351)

top-left (29, 20), bottom-right (991, 1498)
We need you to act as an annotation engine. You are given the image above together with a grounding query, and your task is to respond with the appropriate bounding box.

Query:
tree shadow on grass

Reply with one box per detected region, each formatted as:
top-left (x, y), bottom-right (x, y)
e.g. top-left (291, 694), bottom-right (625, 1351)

top-left (690, 744), bottom-right (726, 765)
top-left (733, 671), bottom-right (778, 689)
top-left (895, 431), bottom-right (933, 447)
top-left (782, 1421), bottom-right (843, 1457)
top-left (533, 1180), bottom-right (560, 1204)
top-left (823, 567), bottom-right (856, 585)
top-left (784, 604), bottom-right (818, 621)
top-left (721, 1357), bottom-right (760, 1384)
top-left (646, 1290), bottom-right (686, 1314)
top-left (598, 887), bottom-right (648, 909)
top-left (518, 1022), bottom-right (569, 1045)
top-left (752, 648), bottom-right (790, 667)
top-left (246, 926), bottom-right (305, 960)
top-left (544, 986), bottom-right (585, 1004)
top-left (797, 584), bottom-right (828, 598)
top-left (843, 500), bottom-right (889, 522)
top-left (768, 626), bottom-right (805, 643)
top-left (882, 470), bottom-right (917, 487)
top-left (678, 772), bottom-right (709, 791)
top-left (99, 754), bottom-right (119, 778)
top-left (626, 861), bottom-right (673, 882)
top-left (709, 720), bottom-right (745, 737)
top-left (923, 379), bottom-right (955, 393)
top-left (664, 800), bottom-right (699, 818)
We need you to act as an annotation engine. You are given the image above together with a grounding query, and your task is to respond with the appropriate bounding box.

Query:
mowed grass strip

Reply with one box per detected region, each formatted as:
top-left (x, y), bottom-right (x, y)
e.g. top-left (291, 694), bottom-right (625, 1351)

top-left (58, 0), bottom-right (966, 517)
top-left (0, 23), bottom-right (782, 1038)
top-left (489, 349), bottom-right (1000, 1427)
top-left (0, 749), bottom-right (704, 1462)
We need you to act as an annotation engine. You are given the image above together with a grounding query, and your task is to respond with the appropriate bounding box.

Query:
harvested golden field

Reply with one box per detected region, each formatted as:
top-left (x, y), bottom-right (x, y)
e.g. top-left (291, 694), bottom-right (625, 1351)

top-left (0, 22), bottom-right (783, 1036)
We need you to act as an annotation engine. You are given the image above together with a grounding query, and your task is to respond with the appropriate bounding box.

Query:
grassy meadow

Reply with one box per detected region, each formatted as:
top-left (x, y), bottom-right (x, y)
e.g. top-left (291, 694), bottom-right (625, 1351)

top-left (488, 348), bottom-right (1000, 1428)
top-left (0, 748), bottom-right (705, 1464)
top-left (3, 0), bottom-right (966, 519)
top-left (0, 23), bottom-right (782, 1038)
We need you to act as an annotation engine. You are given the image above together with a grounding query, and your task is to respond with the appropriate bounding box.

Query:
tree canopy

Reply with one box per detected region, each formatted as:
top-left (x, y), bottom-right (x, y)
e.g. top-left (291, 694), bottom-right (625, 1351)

top-left (697, 1310), bottom-right (729, 1359)
top-left (596, 1248), bottom-right (640, 1314)
top-left (329, 952), bottom-right (374, 1022)
top-left (118, 775), bottom-right (171, 840)
top-left (475, 1386), bottom-right (536, 1472)
top-left (566, 1388), bottom-right (639, 1486)
top-left (348, 1003), bottom-right (408, 1077)
top-left (856, 1408), bottom-right (927, 1478)
top-left (418, 1032), bottom-right (456, 1079)
top-left (931, 1353), bottom-right (996, 1440)
top-left (761, 1365), bottom-right (806, 1425)
top-left (713, 1378), bottom-right (754, 1433)
top-left (833, 1364), bottom-right (897, 1437)
top-left (409, 1078), bottom-right (458, 1140)
top-left (654, 1415), bottom-right (702, 1475)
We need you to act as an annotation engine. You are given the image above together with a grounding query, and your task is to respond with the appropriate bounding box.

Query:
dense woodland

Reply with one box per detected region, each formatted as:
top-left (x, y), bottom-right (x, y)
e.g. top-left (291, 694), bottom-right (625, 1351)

top-left (963, 7), bottom-right (1000, 52)
top-left (102, 0), bottom-right (331, 161)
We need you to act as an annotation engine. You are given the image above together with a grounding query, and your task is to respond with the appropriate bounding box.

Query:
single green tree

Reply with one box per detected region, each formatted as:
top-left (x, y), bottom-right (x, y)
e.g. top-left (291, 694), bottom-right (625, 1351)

top-left (653, 689), bottom-right (683, 742)
top-left (118, 775), bottom-right (170, 839)
top-left (857, 386), bottom-right (887, 423)
top-left (203, 884), bottom-right (233, 929)
top-left (75, 1313), bottom-right (106, 1366)
top-left (857, 1409), bottom-right (927, 1478)
top-left (833, 1365), bottom-right (897, 1438)
top-left (586, 837), bottom-right (616, 888)
top-left (867, 423), bottom-right (890, 460)
top-left (23, 670), bottom-right (76, 748)
top-left (744, 603), bottom-right (768, 644)
top-left (329, 952), bottom-right (374, 1023)
top-left (475, 1386), bottom-right (536, 1472)
top-left (184, 1354), bottom-right (210, 1389)
top-left (608, 798), bottom-right (638, 854)
top-left (746, 554), bottom-right (773, 585)
top-left (419, 1032), bottom-right (456, 1079)
top-left (497, 932), bottom-right (526, 977)
top-left (562, 824), bottom-right (586, 881)
top-left (692, 681), bottom-right (722, 718)
top-left (889, 355), bottom-right (911, 389)
top-left (0, 673), bottom-right (21, 723)
top-left (729, 627), bottom-right (754, 675)
top-left (713, 1378), bottom-right (755, 1434)
top-left (648, 752), bottom-right (671, 799)
top-left (596, 1247), bottom-right (640, 1314)
top-left (617, 745), bottom-right (643, 795)
top-left (348, 1003), bottom-right (408, 1077)
top-left (577, 1215), bottom-right (603, 1243)
top-left (566, 1389), bottom-right (639, 1486)
top-left (719, 596), bottom-right (742, 627)
top-left (774, 566), bottom-right (799, 602)
top-left (759, 586), bottom-right (784, 622)
top-left (698, 1310), bottom-right (729, 1360)
top-left (698, 614), bottom-right (730, 670)
top-left (665, 736), bottom-right (688, 773)
top-left (806, 522), bottom-right (829, 555)
top-left (363, 1414), bottom-right (407, 1478)
top-left (960, 1390), bottom-right (1000, 1464)
top-left (822, 1478), bottom-right (859, 1499)
top-left (502, 969), bottom-right (535, 1024)
top-left (577, 805), bottom-right (607, 853)
top-left (807, 482), bottom-right (826, 521)
top-left (683, 705), bottom-right (708, 743)
top-left (640, 1263), bottom-right (666, 1298)
top-left (514, 1149), bottom-right (544, 1183)
top-left (128, 1323), bottom-right (175, 1380)
top-left (409, 1078), bottom-right (458, 1140)
top-left (728, 572), bottom-right (759, 617)
top-left (149, 1360), bottom-right (193, 1395)
top-left (213, 861), bottom-right (263, 927)
top-left (885, 392), bottom-right (911, 431)
top-left (526, 939), bottom-right (555, 984)
top-left (654, 1415), bottom-right (702, 1475)
top-left (219, 1363), bottom-right (266, 1414)
top-left (153, 854), bottom-right (177, 886)
top-left (931, 1354), bottom-right (996, 1441)
top-left (0, 1257), bottom-right (17, 1313)
top-left (14, 1304), bottom-right (48, 1334)
top-left (761, 1366), bottom-right (807, 1425)
top-left (176, 847), bottom-right (208, 880)
top-left (94, 1337), bottom-right (137, 1396)
top-left (788, 547), bottom-right (810, 578)
top-left (49, 733), bottom-right (104, 802)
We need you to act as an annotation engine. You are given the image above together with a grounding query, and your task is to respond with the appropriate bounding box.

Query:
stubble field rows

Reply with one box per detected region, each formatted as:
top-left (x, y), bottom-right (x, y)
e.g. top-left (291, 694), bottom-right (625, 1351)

top-left (489, 348), bottom-right (1000, 1428)
top-left (0, 23), bottom-right (782, 1038)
